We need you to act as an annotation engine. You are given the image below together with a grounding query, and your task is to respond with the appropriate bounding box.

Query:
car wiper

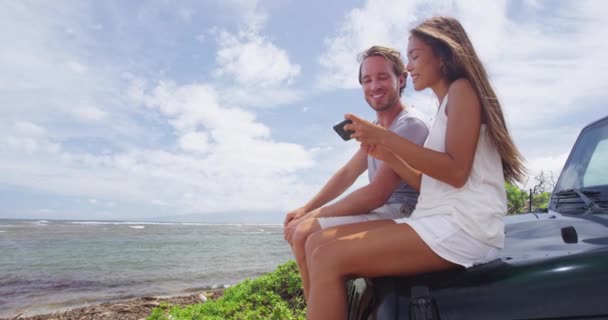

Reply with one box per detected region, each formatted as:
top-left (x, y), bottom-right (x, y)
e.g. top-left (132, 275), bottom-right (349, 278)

top-left (554, 188), bottom-right (605, 214)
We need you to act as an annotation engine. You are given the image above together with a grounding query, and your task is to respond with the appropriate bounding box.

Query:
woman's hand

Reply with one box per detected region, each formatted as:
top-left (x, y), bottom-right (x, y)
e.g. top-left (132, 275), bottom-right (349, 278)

top-left (361, 143), bottom-right (395, 163)
top-left (344, 114), bottom-right (389, 145)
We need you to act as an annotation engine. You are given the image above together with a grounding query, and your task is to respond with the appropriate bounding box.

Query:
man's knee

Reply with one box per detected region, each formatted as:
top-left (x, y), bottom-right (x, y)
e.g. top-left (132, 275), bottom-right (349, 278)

top-left (304, 228), bottom-right (325, 259)
top-left (294, 219), bottom-right (320, 249)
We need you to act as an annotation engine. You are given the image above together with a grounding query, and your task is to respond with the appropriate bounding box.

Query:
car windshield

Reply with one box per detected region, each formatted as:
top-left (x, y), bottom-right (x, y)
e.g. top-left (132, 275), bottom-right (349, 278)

top-left (551, 119), bottom-right (608, 214)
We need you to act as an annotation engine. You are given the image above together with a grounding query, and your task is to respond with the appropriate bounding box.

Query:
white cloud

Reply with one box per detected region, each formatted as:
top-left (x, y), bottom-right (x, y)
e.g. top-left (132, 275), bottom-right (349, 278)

top-left (102, 80), bottom-right (318, 212)
top-left (15, 121), bottom-right (47, 137)
top-left (130, 81), bottom-right (273, 138)
top-left (203, 2), bottom-right (304, 109)
top-left (3, 122), bottom-right (60, 154)
top-left (208, 22), bottom-right (304, 108)
top-left (178, 131), bottom-right (210, 154)
top-left (72, 105), bottom-right (107, 122)
top-left (214, 30), bottom-right (301, 87)
top-left (3, 135), bottom-right (61, 155)
top-left (317, 0), bottom-right (433, 90)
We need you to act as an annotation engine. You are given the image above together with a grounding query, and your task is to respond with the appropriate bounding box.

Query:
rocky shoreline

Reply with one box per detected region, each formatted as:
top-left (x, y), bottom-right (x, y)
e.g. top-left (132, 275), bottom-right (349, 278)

top-left (5, 289), bottom-right (224, 320)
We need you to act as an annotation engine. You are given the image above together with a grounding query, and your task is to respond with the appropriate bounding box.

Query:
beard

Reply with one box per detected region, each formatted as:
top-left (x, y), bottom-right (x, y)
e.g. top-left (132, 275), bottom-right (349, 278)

top-left (366, 94), bottom-right (400, 112)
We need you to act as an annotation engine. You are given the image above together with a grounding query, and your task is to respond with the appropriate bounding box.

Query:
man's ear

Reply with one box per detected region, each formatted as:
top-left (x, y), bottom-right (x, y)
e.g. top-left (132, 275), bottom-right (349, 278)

top-left (399, 73), bottom-right (407, 90)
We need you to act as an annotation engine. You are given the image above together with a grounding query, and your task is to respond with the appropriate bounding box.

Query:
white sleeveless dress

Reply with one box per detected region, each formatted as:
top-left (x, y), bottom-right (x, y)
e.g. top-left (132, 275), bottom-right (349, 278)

top-left (394, 95), bottom-right (507, 267)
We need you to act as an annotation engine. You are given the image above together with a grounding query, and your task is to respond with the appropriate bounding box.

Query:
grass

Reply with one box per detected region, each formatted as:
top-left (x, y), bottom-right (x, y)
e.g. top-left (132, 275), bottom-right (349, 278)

top-left (147, 260), bottom-right (306, 320)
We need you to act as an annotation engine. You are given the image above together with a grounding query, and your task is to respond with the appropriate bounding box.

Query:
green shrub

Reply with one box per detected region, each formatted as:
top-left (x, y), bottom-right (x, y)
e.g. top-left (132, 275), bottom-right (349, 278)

top-left (147, 260), bottom-right (306, 320)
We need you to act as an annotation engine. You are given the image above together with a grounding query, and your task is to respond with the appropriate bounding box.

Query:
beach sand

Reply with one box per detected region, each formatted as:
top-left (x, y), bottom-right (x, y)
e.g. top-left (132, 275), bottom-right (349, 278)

top-left (6, 289), bottom-right (224, 320)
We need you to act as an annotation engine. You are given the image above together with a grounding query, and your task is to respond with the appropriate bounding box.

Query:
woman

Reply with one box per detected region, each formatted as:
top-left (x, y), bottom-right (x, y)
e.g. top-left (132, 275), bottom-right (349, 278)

top-left (304, 16), bottom-right (525, 320)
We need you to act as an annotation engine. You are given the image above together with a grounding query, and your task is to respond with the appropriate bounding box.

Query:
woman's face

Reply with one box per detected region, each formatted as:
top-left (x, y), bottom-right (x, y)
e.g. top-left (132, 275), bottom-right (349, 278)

top-left (406, 35), bottom-right (443, 91)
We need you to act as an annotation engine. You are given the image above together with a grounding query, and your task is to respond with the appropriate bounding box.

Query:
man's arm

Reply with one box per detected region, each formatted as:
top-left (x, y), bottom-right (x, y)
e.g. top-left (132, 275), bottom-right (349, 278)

top-left (284, 147), bottom-right (368, 225)
top-left (309, 161), bottom-right (402, 219)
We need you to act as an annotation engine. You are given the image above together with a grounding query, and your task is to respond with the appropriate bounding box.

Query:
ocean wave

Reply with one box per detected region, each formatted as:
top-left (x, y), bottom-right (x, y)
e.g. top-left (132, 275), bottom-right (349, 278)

top-left (70, 221), bottom-right (160, 226)
top-left (1, 220), bottom-right (282, 227)
top-left (67, 221), bottom-right (282, 227)
top-left (0, 224), bottom-right (21, 228)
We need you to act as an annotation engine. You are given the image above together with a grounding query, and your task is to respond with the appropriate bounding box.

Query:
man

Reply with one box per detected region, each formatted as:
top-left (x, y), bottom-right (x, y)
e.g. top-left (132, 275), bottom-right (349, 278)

top-left (284, 45), bottom-right (429, 299)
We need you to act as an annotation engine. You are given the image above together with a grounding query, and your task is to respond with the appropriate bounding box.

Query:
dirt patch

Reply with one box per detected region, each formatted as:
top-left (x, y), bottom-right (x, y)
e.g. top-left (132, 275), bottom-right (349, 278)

top-left (7, 290), bottom-right (224, 320)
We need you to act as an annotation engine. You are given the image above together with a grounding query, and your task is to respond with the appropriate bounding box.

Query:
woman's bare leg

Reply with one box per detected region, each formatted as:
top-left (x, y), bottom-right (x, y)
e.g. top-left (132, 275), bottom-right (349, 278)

top-left (293, 219), bottom-right (394, 301)
top-left (305, 222), bottom-right (458, 320)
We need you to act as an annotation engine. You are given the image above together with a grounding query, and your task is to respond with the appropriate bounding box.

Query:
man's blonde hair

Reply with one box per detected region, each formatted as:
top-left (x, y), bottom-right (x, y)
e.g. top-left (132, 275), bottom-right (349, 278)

top-left (358, 45), bottom-right (408, 95)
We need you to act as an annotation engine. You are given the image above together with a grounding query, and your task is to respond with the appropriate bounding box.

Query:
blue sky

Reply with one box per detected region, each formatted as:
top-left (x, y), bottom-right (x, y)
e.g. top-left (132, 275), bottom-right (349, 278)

top-left (1, 0), bottom-right (607, 222)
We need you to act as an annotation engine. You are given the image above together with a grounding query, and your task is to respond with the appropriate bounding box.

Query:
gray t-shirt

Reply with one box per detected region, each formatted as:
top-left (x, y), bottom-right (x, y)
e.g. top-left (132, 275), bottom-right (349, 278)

top-left (367, 107), bottom-right (429, 211)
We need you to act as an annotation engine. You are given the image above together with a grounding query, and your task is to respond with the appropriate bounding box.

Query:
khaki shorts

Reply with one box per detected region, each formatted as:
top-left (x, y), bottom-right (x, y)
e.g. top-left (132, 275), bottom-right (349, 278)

top-left (317, 203), bottom-right (413, 230)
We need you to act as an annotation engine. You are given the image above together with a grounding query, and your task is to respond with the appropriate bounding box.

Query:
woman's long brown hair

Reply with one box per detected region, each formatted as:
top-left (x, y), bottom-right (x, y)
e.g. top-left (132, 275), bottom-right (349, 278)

top-left (412, 16), bottom-right (526, 183)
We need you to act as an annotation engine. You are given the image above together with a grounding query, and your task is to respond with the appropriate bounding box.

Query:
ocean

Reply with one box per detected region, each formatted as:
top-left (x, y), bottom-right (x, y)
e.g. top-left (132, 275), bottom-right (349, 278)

top-left (0, 219), bottom-right (293, 318)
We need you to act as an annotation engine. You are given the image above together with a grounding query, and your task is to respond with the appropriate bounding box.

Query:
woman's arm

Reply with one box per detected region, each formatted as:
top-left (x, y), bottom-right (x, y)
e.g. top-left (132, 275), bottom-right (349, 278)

top-left (347, 79), bottom-right (482, 188)
top-left (362, 144), bottom-right (422, 191)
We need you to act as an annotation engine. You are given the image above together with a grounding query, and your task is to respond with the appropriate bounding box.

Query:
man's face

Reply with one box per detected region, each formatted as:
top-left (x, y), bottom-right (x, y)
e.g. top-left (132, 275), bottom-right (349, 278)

top-left (360, 55), bottom-right (403, 112)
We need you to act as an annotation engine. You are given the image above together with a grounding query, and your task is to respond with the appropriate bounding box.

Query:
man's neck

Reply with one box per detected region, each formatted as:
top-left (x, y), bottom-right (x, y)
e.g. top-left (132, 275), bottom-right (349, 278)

top-left (376, 101), bottom-right (405, 128)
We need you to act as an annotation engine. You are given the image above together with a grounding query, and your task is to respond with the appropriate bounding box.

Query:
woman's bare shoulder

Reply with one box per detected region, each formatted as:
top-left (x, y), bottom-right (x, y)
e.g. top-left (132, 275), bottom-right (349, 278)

top-left (448, 78), bottom-right (476, 96)
top-left (446, 78), bottom-right (481, 115)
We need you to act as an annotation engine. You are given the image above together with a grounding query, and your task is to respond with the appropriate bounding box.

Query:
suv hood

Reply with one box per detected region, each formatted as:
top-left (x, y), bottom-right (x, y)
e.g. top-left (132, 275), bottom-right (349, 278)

top-left (502, 211), bottom-right (608, 263)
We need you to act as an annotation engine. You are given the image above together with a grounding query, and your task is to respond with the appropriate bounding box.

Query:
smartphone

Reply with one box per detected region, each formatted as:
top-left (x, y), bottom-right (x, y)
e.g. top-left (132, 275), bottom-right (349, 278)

top-left (333, 119), bottom-right (354, 141)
